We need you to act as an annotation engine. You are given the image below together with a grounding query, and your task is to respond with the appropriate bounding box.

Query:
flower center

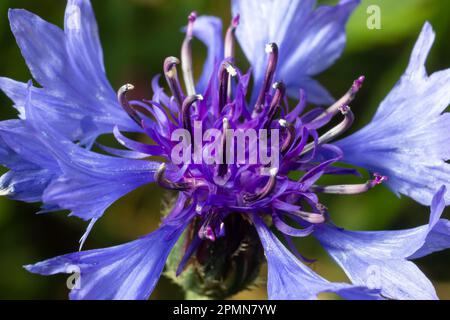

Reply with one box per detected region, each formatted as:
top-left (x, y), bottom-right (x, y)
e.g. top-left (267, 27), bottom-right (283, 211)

top-left (112, 12), bottom-right (387, 245)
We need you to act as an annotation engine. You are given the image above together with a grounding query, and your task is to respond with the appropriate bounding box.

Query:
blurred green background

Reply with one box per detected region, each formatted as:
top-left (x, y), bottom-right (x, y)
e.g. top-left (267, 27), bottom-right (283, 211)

top-left (0, 0), bottom-right (449, 299)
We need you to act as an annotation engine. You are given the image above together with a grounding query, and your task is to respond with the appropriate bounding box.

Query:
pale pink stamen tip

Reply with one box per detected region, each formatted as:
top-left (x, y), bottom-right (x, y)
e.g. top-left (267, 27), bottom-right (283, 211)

top-left (309, 213), bottom-right (325, 224)
top-left (188, 11), bottom-right (197, 24)
top-left (205, 227), bottom-right (216, 241)
top-left (353, 75), bottom-right (365, 92)
top-left (339, 105), bottom-right (350, 114)
top-left (232, 14), bottom-right (240, 27)
top-left (373, 173), bottom-right (388, 185)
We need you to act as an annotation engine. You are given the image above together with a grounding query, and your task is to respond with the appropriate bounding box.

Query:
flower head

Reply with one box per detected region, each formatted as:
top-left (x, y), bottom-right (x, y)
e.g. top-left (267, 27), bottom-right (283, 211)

top-left (0, 0), bottom-right (449, 301)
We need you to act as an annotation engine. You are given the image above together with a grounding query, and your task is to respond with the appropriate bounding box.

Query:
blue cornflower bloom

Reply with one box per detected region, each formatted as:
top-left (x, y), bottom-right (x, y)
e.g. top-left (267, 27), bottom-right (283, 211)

top-left (0, 0), bottom-right (449, 300)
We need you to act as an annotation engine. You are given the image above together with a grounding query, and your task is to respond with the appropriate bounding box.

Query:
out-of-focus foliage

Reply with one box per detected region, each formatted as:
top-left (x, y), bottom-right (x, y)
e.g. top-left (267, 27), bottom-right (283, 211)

top-left (0, 0), bottom-right (448, 299)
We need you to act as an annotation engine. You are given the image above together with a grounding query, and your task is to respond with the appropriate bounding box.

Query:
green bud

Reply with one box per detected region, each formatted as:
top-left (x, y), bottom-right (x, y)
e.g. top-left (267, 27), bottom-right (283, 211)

top-left (165, 213), bottom-right (265, 299)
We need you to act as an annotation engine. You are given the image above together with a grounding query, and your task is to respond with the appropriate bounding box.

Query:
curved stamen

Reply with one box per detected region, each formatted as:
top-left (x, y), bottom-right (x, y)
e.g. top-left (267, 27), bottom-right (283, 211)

top-left (218, 61), bottom-right (237, 113)
top-left (310, 173), bottom-right (388, 195)
top-left (274, 201), bottom-right (326, 224)
top-left (289, 210), bottom-right (325, 224)
top-left (243, 167), bottom-right (278, 203)
top-left (164, 56), bottom-right (185, 107)
top-left (182, 94), bottom-right (203, 134)
top-left (254, 43), bottom-right (279, 115)
top-left (181, 12), bottom-right (197, 96)
top-left (314, 75), bottom-right (365, 122)
top-left (300, 105), bottom-right (355, 156)
top-left (272, 212), bottom-right (316, 237)
top-left (154, 163), bottom-right (190, 191)
top-left (266, 82), bottom-right (286, 128)
top-left (117, 84), bottom-right (142, 126)
top-left (278, 119), bottom-right (295, 154)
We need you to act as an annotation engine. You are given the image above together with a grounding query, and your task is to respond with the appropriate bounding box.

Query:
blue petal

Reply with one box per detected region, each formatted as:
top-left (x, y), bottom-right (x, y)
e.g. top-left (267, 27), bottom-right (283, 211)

top-left (5, 6), bottom-right (138, 143)
top-left (280, 0), bottom-right (359, 75)
top-left (232, 0), bottom-right (315, 75)
top-left (232, 0), bottom-right (359, 105)
top-left (0, 113), bottom-right (156, 223)
top-left (41, 137), bottom-right (160, 221)
top-left (314, 186), bottom-right (449, 300)
top-left (0, 77), bottom-right (27, 118)
top-left (410, 186), bottom-right (450, 259)
top-left (0, 120), bottom-right (59, 203)
top-left (64, 0), bottom-right (112, 96)
top-left (0, 169), bottom-right (54, 203)
top-left (25, 217), bottom-right (191, 300)
top-left (403, 22), bottom-right (435, 81)
top-left (14, 79), bottom-right (160, 221)
top-left (192, 16), bottom-right (224, 93)
top-left (0, 120), bottom-right (56, 170)
top-left (8, 9), bottom-right (67, 90)
top-left (0, 79), bottom-right (100, 144)
top-left (252, 215), bottom-right (381, 300)
top-left (286, 77), bottom-right (334, 106)
top-left (335, 23), bottom-right (450, 205)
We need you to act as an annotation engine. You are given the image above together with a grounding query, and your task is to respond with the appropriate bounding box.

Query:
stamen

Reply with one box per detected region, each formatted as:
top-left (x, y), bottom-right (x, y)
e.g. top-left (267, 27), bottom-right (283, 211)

top-left (373, 172), bottom-right (388, 185)
top-left (224, 15), bottom-right (240, 99)
top-left (199, 224), bottom-right (216, 242)
top-left (195, 204), bottom-right (203, 214)
top-left (278, 119), bottom-right (295, 154)
top-left (217, 222), bottom-right (226, 238)
top-left (218, 117), bottom-right (230, 177)
top-left (278, 119), bottom-right (288, 127)
top-left (314, 75), bottom-right (365, 122)
top-left (275, 201), bottom-right (326, 224)
top-left (310, 173), bottom-right (388, 195)
top-left (218, 61), bottom-right (237, 113)
top-left (198, 210), bottom-right (225, 241)
top-left (290, 210), bottom-right (325, 224)
top-left (254, 43), bottom-right (279, 115)
top-left (224, 15), bottom-right (240, 59)
top-left (266, 82), bottom-right (286, 128)
top-left (182, 94), bottom-right (203, 134)
top-left (164, 56), bottom-right (185, 107)
top-left (243, 167), bottom-right (278, 203)
top-left (154, 163), bottom-right (190, 191)
top-left (117, 84), bottom-right (142, 126)
top-left (181, 12), bottom-right (197, 96)
top-left (300, 105), bottom-right (355, 156)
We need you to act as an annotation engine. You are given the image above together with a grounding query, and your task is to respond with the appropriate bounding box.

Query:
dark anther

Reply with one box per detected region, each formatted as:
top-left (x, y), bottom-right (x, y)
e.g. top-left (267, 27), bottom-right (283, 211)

top-left (117, 84), bottom-right (142, 126)
top-left (253, 43), bottom-right (279, 115)
top-left (164, 56), bottom-right (185, 107)
top-left (182, 94), bottom-right (203, 134)
top-left (243, 168), bottom-right (278, 203)
top-left (218, 61), bottom-right (237, 113)
top-left (155, 163), bottom-right (190, 191)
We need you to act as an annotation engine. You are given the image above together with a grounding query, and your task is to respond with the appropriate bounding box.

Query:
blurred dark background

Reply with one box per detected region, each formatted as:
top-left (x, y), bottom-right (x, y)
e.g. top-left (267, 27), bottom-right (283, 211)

top-left (0, 0), bottom-right (448, 299)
